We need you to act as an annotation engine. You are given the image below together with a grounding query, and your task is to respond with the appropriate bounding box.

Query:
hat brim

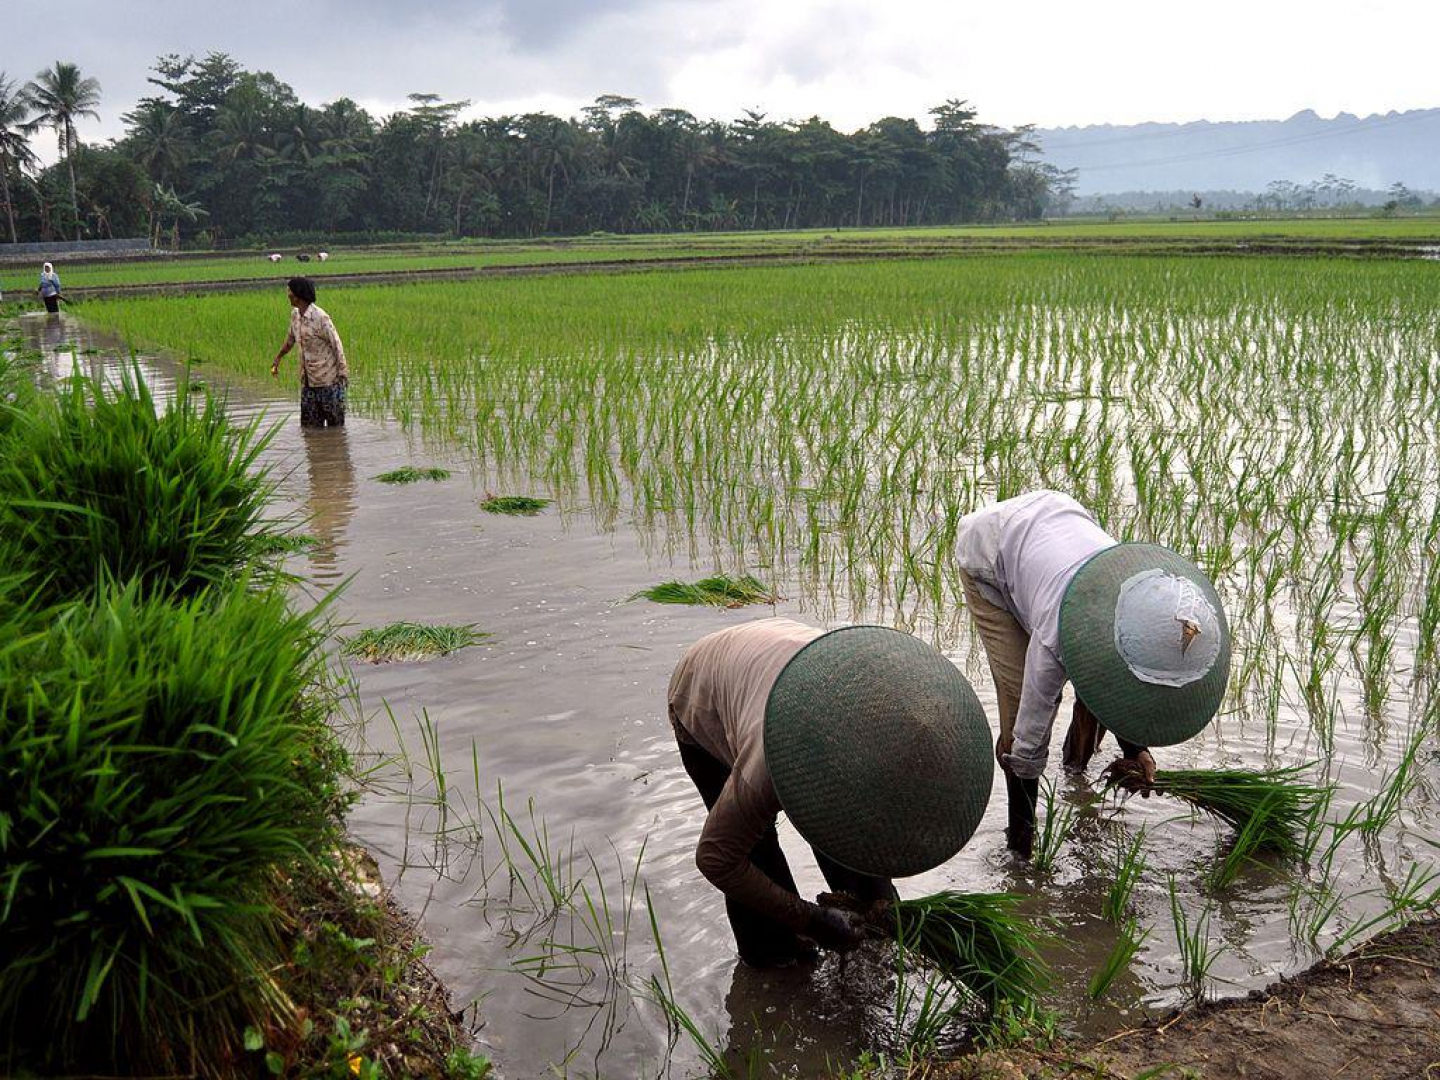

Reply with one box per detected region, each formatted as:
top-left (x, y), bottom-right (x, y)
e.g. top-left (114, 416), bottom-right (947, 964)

top-left (764, 626), bottom-right (993, 879)
top-left (1059, 543), bottom-right (1229, 748)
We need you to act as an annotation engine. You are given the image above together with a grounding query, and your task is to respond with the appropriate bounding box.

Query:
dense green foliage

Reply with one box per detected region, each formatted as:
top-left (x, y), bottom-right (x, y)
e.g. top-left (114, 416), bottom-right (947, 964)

top-left (0, 366), bottom-right (279, 607)
top-left (0, 366), bottom-right (352, 1074)
top-left (1, 52), bottom-right (1062, 244)
top-left (0, 583), bottom-right (345, 1073)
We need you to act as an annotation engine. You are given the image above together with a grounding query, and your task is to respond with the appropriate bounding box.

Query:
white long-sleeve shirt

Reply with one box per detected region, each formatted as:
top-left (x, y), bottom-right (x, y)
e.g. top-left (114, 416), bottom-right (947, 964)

top-left (956, 491), bottom-right (1117, 778)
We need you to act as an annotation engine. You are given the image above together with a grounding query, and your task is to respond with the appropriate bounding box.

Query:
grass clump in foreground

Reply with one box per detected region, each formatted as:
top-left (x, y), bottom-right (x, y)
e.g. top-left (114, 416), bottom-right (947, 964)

top-left (629, 573), bottom-right (779, 608)
top-left (375, 465), bottom-right (452, 484)
top-left (885, 892), bottom-right (1050, 1013)
top-left (0, 365), bottom-right (281, 607)
top-left (342, 621), bottom-right (490, 663)
top-left (479, 493), bottom-right (550, 515)
top-left (0, 581), bottom-right (349, 1075)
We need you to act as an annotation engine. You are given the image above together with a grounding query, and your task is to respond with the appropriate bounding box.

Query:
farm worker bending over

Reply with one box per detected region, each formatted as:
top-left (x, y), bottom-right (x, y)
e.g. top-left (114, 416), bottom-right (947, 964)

top-left (270, 276), bottom-right (349, 427)
top-left (668, 618), bottom-right (993, 968)
top-left (957, 490), bottom-right (1231, 857)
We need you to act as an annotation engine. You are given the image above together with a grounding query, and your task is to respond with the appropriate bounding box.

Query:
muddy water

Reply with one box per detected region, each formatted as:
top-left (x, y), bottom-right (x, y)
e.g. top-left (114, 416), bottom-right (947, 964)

top-left (22, 313), bottom-right (1439, 1078)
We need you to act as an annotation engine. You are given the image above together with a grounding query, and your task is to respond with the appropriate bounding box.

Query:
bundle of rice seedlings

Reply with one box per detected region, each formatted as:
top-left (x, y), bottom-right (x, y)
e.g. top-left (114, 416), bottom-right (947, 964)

top-left (480, 494), bottom-right (550, 515)
top-left (341, 621), bottom-right (490, 663)
top-left (1109, 764), bottom-right (1330, 862)
top-left (628, 574), bottom-right (779, 609)
top-left (254, 532), bottom-right (320, 557)
top-left (0, 367), bottom-right (281, 608)
top-left (884, 891), bottom-right (1049, 1012)
top-left (0, 581), bottom-right (348, 1075)
top-left (375, 465), bottom-right (451, 484)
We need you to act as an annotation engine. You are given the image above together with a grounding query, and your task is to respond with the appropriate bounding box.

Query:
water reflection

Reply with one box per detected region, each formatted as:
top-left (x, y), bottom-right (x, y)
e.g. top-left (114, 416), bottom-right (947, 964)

top-left (299, 426), bottom-right (357, 580)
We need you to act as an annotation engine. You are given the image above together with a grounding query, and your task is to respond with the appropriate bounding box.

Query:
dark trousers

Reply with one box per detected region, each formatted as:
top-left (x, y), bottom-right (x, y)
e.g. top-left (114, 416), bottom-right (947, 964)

top-left (300, 383), bottom-right (346, 427)
top-left (43, 295), bottom-right (59, 313)
top-left (677, 738), bottom-right (891, 967)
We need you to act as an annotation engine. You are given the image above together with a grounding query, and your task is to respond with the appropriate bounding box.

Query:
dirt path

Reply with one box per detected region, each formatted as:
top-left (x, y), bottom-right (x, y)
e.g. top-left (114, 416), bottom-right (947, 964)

top-left (943, 917), bottom-right (1440, 1079)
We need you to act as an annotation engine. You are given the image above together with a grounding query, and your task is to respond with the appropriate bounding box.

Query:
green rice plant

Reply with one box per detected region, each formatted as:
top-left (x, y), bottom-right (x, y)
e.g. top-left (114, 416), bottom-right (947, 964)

top-left (374, 465), bottom-right (452, 484)
top-left (627, 573), bottom-right (779, 609)
top-left (1328, 862), bottom-right (1440, 955)
top-left (1087, 917), bottom-right (1149, 1000)
top-left (887, 891), bottom-right (1049, 1012)
top-left (1032, 778), bottom-right (1077, 874)
top-left (1113, 766), bottom-right (1331, 861)
top-left (1102, 829), bottom-right (1147, 924)
top-left (479, 494), bottom-right (550, 515)
top-left (254, 531), bottom-right (320, 557)
top-left (341, 621), bottom-right (489, 663)
top-left (0, 580), bottom-right (348, 1075)
top-left (0, 366), bottom-right (282, 609)
top-left (1167, 876), bottom-right (1223, 1003)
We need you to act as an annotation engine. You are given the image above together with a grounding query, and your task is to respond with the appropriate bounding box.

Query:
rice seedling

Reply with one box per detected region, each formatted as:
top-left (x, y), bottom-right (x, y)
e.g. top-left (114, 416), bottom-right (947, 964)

top-left (1087, 917), bottom-right (1148, 1001)
top-left (255, 531), bottom-right (320, 557)
top-left (341, 621), bottom-right (490, 663)
top-left (480, 494), bottom-right (551, 515)
top-left (1032, 778), bottom-right (1077, 874)
top-left (1167, 876), bottom-right (1224, 1003)
top-left (1110, 765), bottom-right (1331, 862)
top-left (374, 465), bottom-right (452, 484)
top-left (885, 891), bottom-right (1049, 1012)
top-left (627, 573), bottom-right (779, 609)
top-left (1102, 830), bottom-right (1147, 924)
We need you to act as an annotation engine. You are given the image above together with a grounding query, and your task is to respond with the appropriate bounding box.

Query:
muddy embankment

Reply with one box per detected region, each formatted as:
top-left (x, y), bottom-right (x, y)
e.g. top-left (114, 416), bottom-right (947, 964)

top-left (949, 916), bottom-right (1440, 1080)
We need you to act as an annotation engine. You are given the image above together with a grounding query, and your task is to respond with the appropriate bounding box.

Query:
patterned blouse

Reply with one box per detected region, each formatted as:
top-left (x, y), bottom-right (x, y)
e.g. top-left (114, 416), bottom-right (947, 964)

top-left (285, 304), bottom-right (349, 388)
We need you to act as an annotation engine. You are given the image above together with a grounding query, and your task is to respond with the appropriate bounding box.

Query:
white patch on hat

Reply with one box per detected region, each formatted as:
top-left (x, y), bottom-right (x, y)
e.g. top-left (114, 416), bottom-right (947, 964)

top-left (1114, 569), bottom-right (1222, 688)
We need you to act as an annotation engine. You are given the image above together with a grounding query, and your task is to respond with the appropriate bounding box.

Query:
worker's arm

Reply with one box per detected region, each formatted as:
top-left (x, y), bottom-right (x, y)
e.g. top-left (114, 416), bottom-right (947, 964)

top-left (695, 774), bottom-right (813, 931)
top-left (1004, 636), bottom-right (1068, 780)
top-left (270, 326), bottom-right (296, 376)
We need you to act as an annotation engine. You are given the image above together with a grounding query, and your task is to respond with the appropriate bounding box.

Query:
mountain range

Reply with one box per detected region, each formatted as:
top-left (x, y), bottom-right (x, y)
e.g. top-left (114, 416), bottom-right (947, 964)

top-left (1032, 108), bottom-right (1440, 196)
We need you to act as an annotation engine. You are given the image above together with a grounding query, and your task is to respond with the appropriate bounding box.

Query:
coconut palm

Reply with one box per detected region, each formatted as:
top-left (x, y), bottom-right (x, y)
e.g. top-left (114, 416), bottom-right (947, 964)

top-left (24, 61), bottom-right (102, 240)
top-left (0, 74), bottom-right (38, 244)
top-left (123, 99), bottom-right (189, 187)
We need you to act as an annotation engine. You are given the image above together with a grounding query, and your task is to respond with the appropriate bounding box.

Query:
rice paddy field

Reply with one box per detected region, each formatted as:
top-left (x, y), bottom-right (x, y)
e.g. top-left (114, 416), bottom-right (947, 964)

top-left (20, 241), bottom-right (1440, 1076)
top-left (6, 213), bottom-right (1440, 295)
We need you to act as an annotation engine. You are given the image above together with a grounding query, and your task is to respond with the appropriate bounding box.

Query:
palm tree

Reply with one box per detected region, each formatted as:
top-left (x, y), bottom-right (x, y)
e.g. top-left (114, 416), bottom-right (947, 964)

top-left (123, 99), bottom-right (189, 187)
top-left (24, 61), bottom-right (102, 240)
top-left (0, 74), bottom-right (38, 244)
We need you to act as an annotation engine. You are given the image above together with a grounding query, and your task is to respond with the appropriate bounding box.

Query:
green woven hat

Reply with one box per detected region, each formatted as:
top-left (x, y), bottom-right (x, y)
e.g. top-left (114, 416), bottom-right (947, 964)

top-left (764, 626), bottom-right (993, 879)
top-left (1059, 543), bottom-right (1230, 748)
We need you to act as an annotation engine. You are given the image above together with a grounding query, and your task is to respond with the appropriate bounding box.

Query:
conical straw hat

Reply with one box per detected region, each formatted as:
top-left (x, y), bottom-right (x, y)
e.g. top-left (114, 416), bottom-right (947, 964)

top-left (1059, 543), bottom-right (1230, 747)
top-left (764, 626), bottom-right (993, 879)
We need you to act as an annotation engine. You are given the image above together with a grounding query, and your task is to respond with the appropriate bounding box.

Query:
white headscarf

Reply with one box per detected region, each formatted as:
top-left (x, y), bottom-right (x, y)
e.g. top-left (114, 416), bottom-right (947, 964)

top-left (42, 262), bottom-right (53, 275)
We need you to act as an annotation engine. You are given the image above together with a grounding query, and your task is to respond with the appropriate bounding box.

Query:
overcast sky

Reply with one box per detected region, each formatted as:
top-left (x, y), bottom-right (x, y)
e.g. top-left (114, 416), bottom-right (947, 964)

top-left (9, 0), bottom-right (1438, 161)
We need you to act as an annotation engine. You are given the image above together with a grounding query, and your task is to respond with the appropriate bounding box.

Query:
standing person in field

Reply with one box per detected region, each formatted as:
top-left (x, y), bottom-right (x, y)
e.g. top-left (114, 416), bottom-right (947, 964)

top-left (956, 489), bottom-right (1231, 857)
top-left (37, 262), bottom-right (62, 313)
top-left (270, 277), bottom-right (348, 427)
top-left (668, 618), bottom-right (993, 968)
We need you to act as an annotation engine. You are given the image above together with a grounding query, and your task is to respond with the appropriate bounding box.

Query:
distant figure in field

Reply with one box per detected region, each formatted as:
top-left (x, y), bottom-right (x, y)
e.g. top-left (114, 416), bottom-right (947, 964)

top-left (268, 252), bottom-right (283, 263)
top-left (296, 253), bottom-right (311, 262)
top-left (38, 262), bottom-right (62, 313)
top-left (270, 277), bottom-right (349, 428)
top-left (317, 251), bottom-right (329, 262)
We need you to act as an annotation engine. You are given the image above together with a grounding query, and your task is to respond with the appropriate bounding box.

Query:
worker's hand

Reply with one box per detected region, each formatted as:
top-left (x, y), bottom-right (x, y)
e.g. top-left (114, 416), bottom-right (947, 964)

top-left (1105, 751), bottom-right (1156, 796)
top-left (995, 732), bottom-right (1014, 770)
top-left (804, 905), bottom-right (865, 954)
top-left (269, 360), bottom-right (280, 378)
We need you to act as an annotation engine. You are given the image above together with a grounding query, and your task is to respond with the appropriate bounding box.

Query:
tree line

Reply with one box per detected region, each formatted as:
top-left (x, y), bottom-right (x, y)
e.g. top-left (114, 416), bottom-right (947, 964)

top-left (0, 53), bottom-right (1074, 247)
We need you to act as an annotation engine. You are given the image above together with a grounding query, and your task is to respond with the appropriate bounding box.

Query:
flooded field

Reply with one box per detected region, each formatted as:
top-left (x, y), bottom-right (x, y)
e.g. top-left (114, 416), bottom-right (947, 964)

top-left (32, 252), bottom-right (1440, 1077)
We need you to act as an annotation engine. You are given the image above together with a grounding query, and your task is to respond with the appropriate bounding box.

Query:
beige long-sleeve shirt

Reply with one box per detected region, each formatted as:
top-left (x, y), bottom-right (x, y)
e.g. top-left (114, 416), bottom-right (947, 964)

top-left (667, 618), bottom-right (825, 930)
top-left (285, 304), bottom-right (348, 388)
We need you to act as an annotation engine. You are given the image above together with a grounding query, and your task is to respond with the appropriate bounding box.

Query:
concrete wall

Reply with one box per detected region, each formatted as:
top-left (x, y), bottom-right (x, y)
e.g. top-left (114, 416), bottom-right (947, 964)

top-left (0, 238), bottom-right (151, 261)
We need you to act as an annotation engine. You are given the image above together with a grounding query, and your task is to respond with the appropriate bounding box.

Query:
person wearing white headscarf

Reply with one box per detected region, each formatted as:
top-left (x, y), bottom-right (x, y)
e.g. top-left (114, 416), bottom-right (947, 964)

top-left (38, 263), bottom-right (62, 313)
